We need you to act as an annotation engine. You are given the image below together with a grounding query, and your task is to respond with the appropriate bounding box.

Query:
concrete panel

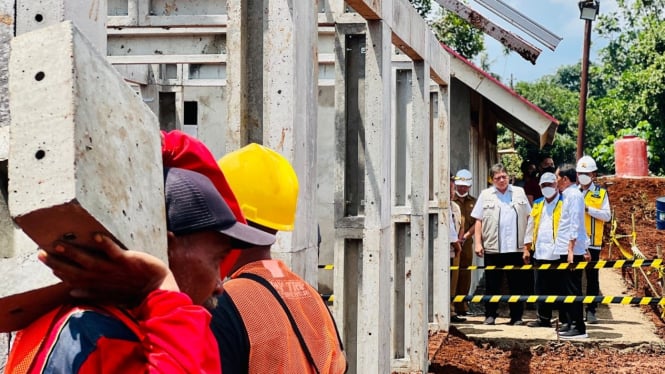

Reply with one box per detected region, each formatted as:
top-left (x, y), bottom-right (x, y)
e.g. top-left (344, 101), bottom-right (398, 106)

top-left (16, 0), bottom-right (107, 53)
top-left (8, 22), bottom-right (166, 264)
top-left (0, 0), bottom-right (12, 128)
top-left (185, 85), bottom-right (227, 158)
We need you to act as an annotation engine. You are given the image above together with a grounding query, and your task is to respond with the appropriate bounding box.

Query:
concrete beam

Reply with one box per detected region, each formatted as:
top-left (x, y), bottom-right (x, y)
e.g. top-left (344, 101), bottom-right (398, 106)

top-left (346, 0), bottom-right (450, 85)
top-left (8, 21), bottom-right (167, 264)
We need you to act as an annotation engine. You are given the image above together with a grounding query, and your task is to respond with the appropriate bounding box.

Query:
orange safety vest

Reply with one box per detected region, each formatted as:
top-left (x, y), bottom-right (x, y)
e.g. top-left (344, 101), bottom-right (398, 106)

top-left (5, 305), bottom-right (142, 374)
top-left (224, 260), bottom-right (346, 374)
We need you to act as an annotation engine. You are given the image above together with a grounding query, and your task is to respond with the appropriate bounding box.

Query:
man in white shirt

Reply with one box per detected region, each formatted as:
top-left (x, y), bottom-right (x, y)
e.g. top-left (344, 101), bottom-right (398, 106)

top-left (554, 164), bottom-right (591, 339)
top-left (576, 155), bottom-right (611, 324)
top-left (523, 172), bottom-right (564, 328)
top-left (471, 164), bottom-right (531, 326)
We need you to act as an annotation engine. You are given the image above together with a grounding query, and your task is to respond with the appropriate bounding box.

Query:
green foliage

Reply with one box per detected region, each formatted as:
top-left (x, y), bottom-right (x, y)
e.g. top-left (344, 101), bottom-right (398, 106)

top-left (497, 125), bottom-right (523, 180)
top-left (430, 8), bottom-right (485, 60)
top-left (511, 0), bottom-right (665, 176)
top-left (408, 0), bottom-right (432, 18)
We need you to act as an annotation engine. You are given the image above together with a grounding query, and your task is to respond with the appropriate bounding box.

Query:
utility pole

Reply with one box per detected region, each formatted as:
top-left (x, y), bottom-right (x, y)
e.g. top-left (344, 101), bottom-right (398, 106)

top-left (577, 0), bottom-right (599, 161)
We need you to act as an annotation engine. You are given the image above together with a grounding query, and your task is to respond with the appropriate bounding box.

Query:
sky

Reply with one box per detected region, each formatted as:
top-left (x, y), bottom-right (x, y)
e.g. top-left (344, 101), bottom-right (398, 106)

top-left (434, 0), bottom-right (621, 83)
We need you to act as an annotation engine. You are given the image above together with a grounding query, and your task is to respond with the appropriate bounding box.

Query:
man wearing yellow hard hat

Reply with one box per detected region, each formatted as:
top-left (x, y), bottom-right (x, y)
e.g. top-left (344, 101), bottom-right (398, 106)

top-left (210, 144), bottom-right (347, 373)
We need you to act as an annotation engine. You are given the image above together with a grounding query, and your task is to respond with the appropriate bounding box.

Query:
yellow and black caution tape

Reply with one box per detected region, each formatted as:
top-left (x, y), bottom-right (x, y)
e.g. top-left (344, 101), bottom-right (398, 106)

top-left (452, 294), bottom-right (665, 305)
top-left (451, 258), bottom-right (663, 271)
top-left (320, 294), bottom-right (335, 303)
top-left (318, 264), bottom-right (334, 270)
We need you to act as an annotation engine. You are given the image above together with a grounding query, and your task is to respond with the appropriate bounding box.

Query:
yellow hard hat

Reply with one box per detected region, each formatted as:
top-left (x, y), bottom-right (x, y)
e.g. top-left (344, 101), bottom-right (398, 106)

top-left (218, 143), bottom-right (299, 231)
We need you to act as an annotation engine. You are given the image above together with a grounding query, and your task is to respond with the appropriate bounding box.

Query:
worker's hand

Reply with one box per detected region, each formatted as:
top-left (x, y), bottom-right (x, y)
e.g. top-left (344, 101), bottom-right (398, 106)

top-left (584, 251), bottom-right (591, 262)
top-left (567, 252), bottom-right (574, 265)
top-left (522, 249), bottom-right (531, 265)
top-left (38, 233), bottom-right (178, 307)
top-left (454, 243), bottom-right (462, 257)
top-left (474, 244), bottom-right (484, 258)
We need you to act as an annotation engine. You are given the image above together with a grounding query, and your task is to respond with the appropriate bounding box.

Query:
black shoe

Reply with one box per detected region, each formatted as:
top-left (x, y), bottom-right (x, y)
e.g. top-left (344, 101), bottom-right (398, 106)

top-left (559, 328), bottom-right (588, 339)
top-left (527, 320), bottom-right (552, 328)
top-left (557, 323), bottom-right (576, 332)
top-left (508, 319), bottom-right (524, 326)
top-left (456, 311), bottom-right (468, 316)
top-left (483, 316), bottom-right (496, 325)
top-left (451, 315), bottom-right (467, 323)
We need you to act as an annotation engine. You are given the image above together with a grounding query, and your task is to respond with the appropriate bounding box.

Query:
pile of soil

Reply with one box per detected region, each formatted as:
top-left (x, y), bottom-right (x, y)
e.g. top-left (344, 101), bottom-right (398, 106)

top-left (428, 176), bottom-right (665, 373)
top-left (602, 177), bottom-right (665, 338)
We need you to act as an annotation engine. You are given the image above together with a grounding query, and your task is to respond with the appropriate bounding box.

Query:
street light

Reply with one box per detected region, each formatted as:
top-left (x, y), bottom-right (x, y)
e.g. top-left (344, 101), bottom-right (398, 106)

top-left (576, 0), bottom-right (599, 161)
top-left (579, 0), bottom-right (600, 20)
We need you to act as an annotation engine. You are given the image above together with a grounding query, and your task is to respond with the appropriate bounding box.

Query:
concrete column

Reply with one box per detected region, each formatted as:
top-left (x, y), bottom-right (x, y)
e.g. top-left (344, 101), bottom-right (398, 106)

top-left (431, 85), bottom-right (452, 331)
top-left (356, 19), bottom-right (393, 374)
top-left (404, 57), bottom-right (430, 372)
top-left (259, 0), bottom-right (319, 285)
top-left (225, 0), bottom-right (248, 150)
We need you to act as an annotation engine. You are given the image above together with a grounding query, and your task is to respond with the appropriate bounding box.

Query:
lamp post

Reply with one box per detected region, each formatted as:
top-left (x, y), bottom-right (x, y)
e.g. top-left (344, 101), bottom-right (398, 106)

top-left (576, 0), bottom-right (600, 161)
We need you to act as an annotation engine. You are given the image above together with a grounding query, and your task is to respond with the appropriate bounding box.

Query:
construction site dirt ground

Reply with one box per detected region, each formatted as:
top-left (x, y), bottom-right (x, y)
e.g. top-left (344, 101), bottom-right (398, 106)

top-left (428, 176), bottom-right (665, 373)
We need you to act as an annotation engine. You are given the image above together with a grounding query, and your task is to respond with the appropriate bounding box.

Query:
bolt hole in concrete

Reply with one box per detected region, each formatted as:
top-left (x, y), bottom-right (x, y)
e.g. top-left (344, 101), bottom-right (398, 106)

top-left (34, 14), bottom-right (43, 22)
top-left (62, 233), bottom-right (76, 241)
top-left (34, 71), bottom-right (45, 81)
top-left (34, 150), bottom-right (45, 160)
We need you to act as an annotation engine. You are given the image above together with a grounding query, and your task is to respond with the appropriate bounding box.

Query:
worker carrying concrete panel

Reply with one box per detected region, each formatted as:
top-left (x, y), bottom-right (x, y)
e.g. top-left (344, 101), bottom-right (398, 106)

top-left (6, 165), bottom-right (276, 373)
top-left (212, 143), bottom-right (347, 374)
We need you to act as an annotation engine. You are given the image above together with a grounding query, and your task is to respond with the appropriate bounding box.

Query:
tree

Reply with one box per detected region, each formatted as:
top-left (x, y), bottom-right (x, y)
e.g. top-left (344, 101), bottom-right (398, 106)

top-left (589, 0), bottom-right (665, 174)
top-left (430, 8), bottom-right (485, 60)
top-left (409, 0), bottom-right (432, 18)
top-left (512, 1), bottom-right (665, 176)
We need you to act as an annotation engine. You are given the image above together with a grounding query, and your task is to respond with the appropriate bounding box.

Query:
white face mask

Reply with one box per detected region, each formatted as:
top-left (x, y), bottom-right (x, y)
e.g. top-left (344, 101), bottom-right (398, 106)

top-left (578, 174), bottom-right (592, 186)
top-left (541, 187), bottom-right (557, 199)
top-left (455, 190), bottom-right (468, 198)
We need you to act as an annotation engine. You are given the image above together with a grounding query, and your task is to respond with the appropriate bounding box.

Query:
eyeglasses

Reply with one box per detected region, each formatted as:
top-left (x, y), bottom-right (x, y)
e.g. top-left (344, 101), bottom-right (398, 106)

top-left (493, 175), bottom-right (509, 180)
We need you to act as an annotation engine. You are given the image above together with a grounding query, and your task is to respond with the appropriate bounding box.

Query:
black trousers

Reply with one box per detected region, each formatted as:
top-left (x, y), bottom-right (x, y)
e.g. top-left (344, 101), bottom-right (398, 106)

top-left (585, 248), bottom-right (601, 313)
top-left (484, 252), bottom-right (525, 321)
top-left (560, 254), bottom-right (586, 333)
top-left (533, 258), bottom-right (564, 321)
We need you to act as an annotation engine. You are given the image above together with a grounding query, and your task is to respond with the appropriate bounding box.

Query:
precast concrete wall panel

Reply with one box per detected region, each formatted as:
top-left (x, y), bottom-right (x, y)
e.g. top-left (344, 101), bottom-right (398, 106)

top-left (16, 0), bottom-right (107, 53)
top-left (8, 21), bottom-right (167, 264)
top-left (0, 0), bottom-right (13, 260)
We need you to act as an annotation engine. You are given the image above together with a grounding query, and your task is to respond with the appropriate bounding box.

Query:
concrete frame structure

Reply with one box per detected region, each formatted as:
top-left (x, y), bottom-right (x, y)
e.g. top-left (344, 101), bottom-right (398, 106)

top-left (0, 0), bottom-right (559, 372)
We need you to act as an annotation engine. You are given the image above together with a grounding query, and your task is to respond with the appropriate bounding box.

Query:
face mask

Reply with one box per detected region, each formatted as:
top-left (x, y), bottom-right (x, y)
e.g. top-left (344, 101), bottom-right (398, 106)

top-left (455, 190), bottom-right (468, 198)
top-left (541, 187), bottom-right (557, 199)
top-left (578, 174), bottom-right (592, 186)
